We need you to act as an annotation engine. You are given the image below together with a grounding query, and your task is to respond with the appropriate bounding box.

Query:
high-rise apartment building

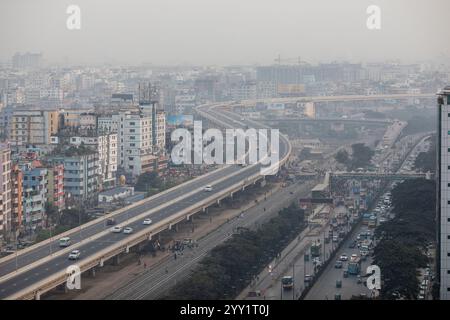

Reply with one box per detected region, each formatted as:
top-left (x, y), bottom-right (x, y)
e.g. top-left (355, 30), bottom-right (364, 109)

top-left (21, 162), bottom-right (48, 232)
top-left (118, 111), bottom-right (153, 177)
top-left (0, 142), bottom-right (12, 240)
top-left (9, 110), bottom-right (59, 146)
top-left (438, 85), bottom-right (450, 299)
top-left (10, 164), bottom-right (23, 236)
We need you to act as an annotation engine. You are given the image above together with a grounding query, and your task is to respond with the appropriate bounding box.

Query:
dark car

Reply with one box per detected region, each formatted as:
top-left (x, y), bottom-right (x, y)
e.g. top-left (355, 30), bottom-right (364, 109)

top-left (335, 260), bottom-right (343, 269)
top-left (349, 241), bottom-right (357, 249)
top-left (106, 218), bottom-right (116, 226)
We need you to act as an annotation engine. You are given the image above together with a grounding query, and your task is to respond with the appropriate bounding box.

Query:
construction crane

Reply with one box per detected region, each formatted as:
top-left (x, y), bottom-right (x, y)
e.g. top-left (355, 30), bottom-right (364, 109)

top-left (274, 54), bottom-right (309, 66)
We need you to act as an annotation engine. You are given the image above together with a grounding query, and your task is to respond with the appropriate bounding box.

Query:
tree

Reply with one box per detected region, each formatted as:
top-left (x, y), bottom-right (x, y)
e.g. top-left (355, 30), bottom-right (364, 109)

top-left (372, 179), bottom-right (435, 299)
top-left (45, 202), bottom-right (59, 227)
top-left (350, 143), bottom-right (374, 170)
top-left (414, 136), bottom-right (436, 173)
top-left (59, 207), bottom-right (91, 228)
top-left (163, 203), bottom-right (305, 300)
top-left (135, 172), bottom-right (161, 192)
top-left (335, 149), bottom-right (350, 165)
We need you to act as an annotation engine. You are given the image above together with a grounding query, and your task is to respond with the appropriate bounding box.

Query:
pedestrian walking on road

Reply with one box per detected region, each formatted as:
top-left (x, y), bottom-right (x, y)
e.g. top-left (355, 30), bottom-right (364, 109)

top-left (144, 262), bottom-right (147, 269)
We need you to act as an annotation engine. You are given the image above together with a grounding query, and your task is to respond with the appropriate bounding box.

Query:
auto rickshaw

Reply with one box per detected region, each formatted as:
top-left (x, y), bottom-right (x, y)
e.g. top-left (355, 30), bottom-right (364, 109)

top-left (336, 279), bottom-right (342, 288)
top-left (343, 270), bottom-right (349, 278)
top-left (334, 293), bottom-right (342, 300)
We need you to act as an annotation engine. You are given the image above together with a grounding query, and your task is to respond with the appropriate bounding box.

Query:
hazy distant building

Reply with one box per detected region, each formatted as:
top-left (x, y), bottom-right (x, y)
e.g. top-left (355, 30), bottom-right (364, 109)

top-left (12, 52), bottom-right (43, 69)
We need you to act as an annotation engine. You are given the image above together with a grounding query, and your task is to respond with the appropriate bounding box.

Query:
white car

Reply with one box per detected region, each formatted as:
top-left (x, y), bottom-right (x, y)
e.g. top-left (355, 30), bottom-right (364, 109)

top-left (312, 257), bottom-right (322, 265)
top-left (123, 227), bottom-right (133, 234)
top-left (340, 254), bottom-right (348, 261)
top-left (111, 226), bottom-right (123, 233)
top-left (351, 254), bottom-right (358, 259)
top-left (203, 185), bottom-right (213, 192)
top-left (143, 218), bottom-right (153, 225)
top-left (68, 250), bottom-right (81, 260)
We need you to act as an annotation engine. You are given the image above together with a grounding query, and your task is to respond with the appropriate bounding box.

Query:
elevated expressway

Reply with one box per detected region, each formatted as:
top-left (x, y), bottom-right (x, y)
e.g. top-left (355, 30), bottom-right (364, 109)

top-left (330, 171), bottom-right (433, 180)
top-left (0, 102), bottom-right (291, 300)
top-left (235, 93), bottom-right (434, 107)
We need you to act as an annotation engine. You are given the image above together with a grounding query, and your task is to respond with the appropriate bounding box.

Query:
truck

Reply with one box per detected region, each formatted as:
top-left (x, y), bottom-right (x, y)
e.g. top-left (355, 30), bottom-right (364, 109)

top-left (348, 256), bottom-right (361, 275)
top-left (368, 215), bottom-right (377, 228)
top-left (360, 245), bottom-right (370, 257)
top-left (362, 213), bottom-right (372, 225)
top-left (310, 241), bottom-right (322, 258)
top-left (282, 276), bottom-right (294, 290)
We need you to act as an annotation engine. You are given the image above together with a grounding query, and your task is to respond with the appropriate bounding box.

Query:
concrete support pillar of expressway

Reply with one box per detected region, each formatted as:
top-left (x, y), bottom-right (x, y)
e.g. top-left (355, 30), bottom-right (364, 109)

top-left (90, 267), bottom-right (96, 278)
top-left (99, 258), bottom-right (104, 267)
top-left (35, 290), bottom-right (41, 300)
top-left (57, 283), bottom-right (68, 293)
top-left (112, 254), bottom-right (121, 266)
top-left (217, 199), bottom-right (221, 206)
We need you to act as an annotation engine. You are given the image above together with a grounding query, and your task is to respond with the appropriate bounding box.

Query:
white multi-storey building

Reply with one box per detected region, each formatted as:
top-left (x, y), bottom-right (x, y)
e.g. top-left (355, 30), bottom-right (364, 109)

top-left (438, 86), bottom-right (450, 299)
top-left (118, 112), bottom-right (153, 177)
top-left (69, 133), bottom-right (118, 187)
top-left (154, 110), bottom-right (166, 154)
top-left (0, 142), bottom-right (12, 240)
top-left (97, 114), bottom-right (121, 134)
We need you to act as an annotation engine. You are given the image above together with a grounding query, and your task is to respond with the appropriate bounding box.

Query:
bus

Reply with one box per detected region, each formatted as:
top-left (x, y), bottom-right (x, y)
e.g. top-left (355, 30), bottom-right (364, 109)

top-left (59, 237), bottom-right (71, 247)
top-left (348, 256), bottom-right (361, 275)
top-left (282, 276), bottom-right (294, 289)
top-left (310, 241), bottom-right (322, 257)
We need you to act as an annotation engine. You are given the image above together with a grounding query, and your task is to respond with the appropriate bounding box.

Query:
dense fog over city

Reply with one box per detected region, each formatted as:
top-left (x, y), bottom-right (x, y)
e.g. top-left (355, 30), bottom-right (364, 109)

top-left (1, 0), bottom-right (450, 65)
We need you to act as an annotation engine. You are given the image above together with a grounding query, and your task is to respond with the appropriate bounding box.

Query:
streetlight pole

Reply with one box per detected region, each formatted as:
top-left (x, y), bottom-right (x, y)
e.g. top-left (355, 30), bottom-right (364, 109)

top-left (49, 222), bottom-right (53, 255)
top-left (280, 280), bottom-right (283, 300)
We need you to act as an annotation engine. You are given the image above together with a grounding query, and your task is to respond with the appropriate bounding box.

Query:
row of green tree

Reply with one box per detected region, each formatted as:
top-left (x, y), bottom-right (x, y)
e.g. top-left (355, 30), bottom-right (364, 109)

top-left (34, 203), bottom-right (93, 242)
top-left (162, 203), bottom-right (305, 300)
top-left (335, 143), bottom-right (375, 171)
top-left (373, 179), bottom-right (435, 299)
top-left (413, 135), bottom-right (436, 173)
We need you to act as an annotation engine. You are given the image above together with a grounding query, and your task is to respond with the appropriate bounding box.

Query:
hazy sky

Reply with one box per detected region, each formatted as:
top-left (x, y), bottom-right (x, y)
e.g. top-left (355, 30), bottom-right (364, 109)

top-left (1, 0), bottom-right (449, 66)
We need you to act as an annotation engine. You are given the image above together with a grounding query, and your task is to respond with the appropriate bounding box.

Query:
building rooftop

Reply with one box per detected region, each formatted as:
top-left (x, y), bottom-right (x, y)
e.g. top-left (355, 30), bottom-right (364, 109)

top-left (99, 186), bottom-right (133, 197)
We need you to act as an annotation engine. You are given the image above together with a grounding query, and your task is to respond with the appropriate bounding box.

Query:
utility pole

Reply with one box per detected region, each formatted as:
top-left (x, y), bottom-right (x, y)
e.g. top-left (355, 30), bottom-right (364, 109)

top-left (292, 263), bottom-right (295, 300)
